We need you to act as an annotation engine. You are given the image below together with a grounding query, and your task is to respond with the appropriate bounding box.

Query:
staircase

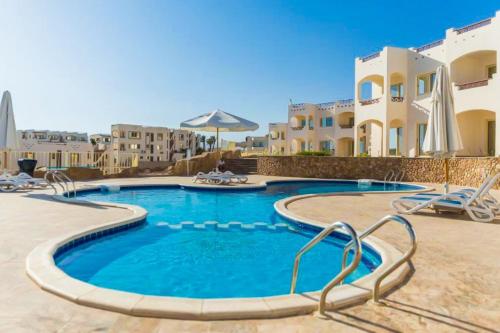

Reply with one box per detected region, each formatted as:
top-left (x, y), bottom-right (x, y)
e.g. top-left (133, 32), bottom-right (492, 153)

top-left (224, 158), bottom-right (258, 175)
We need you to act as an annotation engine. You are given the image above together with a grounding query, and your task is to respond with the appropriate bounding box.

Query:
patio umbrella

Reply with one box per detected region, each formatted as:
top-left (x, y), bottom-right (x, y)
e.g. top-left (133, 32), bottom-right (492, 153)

top-left (0, 91), bottom-right (18, 170)
top-left (422, 65), bottom-right (463, 193)
top-left (180, 109), bottom-right (259, 150)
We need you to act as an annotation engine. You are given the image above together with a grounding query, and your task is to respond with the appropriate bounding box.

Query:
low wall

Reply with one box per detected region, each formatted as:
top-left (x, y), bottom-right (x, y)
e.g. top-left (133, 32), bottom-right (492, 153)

top-left (172, 150), bottom-right (242, 176)
top-left (257, 156), bottom-right (500, 188)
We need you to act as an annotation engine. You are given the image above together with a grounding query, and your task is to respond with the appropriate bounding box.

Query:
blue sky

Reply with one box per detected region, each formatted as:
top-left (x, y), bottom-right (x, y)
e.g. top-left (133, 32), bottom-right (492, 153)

top-left (1, 1), bottom-right (498, 141)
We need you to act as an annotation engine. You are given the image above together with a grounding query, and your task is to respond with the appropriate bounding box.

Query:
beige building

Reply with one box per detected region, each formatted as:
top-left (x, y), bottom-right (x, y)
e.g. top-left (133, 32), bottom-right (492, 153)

top-left (269, 99), bottom-right (355, 156)
top-left (268, 123), bottom-right (287, 155)
top-left (111, 124), bottom-right (197, 162)
top-left (89, 134), bottom-right (111, 151)
top-left (355, 11), bottom-right (499, 157)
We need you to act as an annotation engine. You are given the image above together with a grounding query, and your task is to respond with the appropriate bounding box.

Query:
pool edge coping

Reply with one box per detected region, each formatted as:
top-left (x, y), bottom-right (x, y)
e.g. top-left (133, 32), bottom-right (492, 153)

top-left (25, 178), bottom-right (428, 320)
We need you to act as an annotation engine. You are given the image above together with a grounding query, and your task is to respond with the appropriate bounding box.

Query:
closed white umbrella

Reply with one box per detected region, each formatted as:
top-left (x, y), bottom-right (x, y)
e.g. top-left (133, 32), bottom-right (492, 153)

top-left (422, 65), bottom-right (463, 193)
top-left (0, 91), bottom-right (18, 170)
top-left (181, 109), bottom-right (259, 150)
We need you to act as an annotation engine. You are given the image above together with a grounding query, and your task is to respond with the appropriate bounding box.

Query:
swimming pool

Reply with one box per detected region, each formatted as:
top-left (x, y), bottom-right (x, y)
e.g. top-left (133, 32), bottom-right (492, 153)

top-left (55, 180), bottom-right (422, 299)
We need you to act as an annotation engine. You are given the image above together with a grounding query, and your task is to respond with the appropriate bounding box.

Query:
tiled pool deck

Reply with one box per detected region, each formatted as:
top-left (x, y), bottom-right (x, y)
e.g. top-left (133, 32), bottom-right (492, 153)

top-left (1, 175), bottom-right (499, 332)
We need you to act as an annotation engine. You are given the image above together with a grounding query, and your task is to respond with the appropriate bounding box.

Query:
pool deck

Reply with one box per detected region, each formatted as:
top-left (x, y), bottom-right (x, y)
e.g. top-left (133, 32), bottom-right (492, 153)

top-left (1, 175), bottom-right (499, 332)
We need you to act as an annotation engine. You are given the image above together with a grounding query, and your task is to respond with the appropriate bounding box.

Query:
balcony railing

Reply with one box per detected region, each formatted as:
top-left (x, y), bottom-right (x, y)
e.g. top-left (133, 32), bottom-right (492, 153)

top-left (454, 18), bottom-right (491, 34)
top-left (360, 97), bottom-right (381, 106)
top-left (291, 126), bottom-right (305, 131)
top-left (361, 52), bottom-right (380, 62)
top-left (456, 79), bottom-right (489, 90)
top-left (339, 124), bottom-right (354, 129)
top-left (391, 96), bottom-right (404, 102)
top-left (415, 39), bottom-right (444, 53)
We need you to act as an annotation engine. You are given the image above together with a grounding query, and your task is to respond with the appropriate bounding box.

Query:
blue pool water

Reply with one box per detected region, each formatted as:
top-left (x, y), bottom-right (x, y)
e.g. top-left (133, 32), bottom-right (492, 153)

top-left (55, 180), bottom-right (421, 298)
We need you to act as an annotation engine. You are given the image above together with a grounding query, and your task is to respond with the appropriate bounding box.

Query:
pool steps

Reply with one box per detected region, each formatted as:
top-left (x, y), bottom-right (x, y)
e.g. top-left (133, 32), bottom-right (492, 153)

top-left (155, 220), bottom-right (295, 232)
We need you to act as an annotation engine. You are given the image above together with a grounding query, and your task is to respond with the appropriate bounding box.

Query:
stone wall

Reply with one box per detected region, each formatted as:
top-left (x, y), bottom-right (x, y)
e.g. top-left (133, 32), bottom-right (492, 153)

top-left (171, 150), bottom-right (242, 176)
top-left (257, 156), bottom-right (500, 188)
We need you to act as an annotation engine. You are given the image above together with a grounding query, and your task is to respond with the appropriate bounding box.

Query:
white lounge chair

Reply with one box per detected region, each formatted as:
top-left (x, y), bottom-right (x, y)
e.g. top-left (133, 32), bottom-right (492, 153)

top-left (192, 171), bottom-right (231, 185)
top-left (411, 173), bottom-right (500, 214)
top-left (221, 171), bottom-right (248, 184)
top-left (14, 172), bottom-right (49, 188)
top-left (0, 179), bottom-right (21, 192)
top-left (392, 174), bottom-right (499, 223)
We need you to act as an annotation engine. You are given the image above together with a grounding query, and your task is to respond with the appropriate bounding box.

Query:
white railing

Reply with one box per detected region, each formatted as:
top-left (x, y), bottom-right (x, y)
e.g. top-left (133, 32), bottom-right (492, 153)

top-left (0, 150), bottom-right (139, 175)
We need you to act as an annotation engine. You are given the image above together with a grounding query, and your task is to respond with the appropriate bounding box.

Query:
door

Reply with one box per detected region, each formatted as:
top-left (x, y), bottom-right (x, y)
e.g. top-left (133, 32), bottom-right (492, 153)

top-left (487, 121), bottom-right (495, 156)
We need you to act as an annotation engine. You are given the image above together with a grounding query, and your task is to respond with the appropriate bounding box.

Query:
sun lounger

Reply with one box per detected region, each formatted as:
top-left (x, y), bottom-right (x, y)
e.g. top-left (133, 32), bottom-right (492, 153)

top-left (14, 172), bottom-right (49, 188)
top-left (392, 174), bottom-right (499, 222)
top-left (221, 171), bottom-right (248, 184)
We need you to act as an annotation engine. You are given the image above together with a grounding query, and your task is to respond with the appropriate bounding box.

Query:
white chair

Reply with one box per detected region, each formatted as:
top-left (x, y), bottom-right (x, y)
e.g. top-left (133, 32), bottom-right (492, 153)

top-left (222, 171), bottom-right (248, 184)
top-left (392, 174), bottom-right (500, 223)
top-left (0, 179), bottom-right (21, 192)
top-left (14, 172), bottom-right (49, 188)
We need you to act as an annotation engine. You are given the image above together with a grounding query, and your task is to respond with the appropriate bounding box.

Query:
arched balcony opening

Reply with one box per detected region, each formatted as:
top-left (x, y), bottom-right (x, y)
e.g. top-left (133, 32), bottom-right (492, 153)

top-left (336, 137), bottom-right (354, 157)
top-left (450, 50), bottom-right (497, 90)
top-left (389, 119), bottom-right (405, 156)
top-left (291, 138), bottom-right (306, 154)
top-left (358, 75), bottom-right (384, 106)
top-left (457, 110), bottom-right (496, 156)
top-left (336, 112), bottom-right (355, 129)
top-left (290, 116), bottom-right (306, 130)
top-left (357, 120), bottom-right (383, 157)
top-left (389, 73), bottom-right (405, 102)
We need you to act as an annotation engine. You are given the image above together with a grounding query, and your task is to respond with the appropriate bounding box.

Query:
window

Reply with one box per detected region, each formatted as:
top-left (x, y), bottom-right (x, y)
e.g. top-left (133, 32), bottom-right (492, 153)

top-left (390, 83), bottom-right (404, 97)
top-left (488, 121), bottom-right (495, 156)
top-left (119, 143), bottom-right (125, 151)
top-left (320, 117), bottom-right (333, 127)
top-left (120, 131), bottom-right (125, 138)
top-left (320, 140), bottom-right (334, 152)
top-left (308, 117), bottom-right (314, 130)
top-left (487, 65), bottom-right (497, 79)
top-left (417, 72), bottom-right (436, 96)
top-left (129, 144), bottom-right (140, 150)
top-left (389, 127), bottom-right (403, 156)
top-left (300, 119), bottom-right (306, 128)
top-left (156, 145), bottom-right (162, 151)
top-left (157, 133), bottom-right (163, 141)
top-left (417, 123), bottom-right (427, 156)
top-left (280, 131), bottom-right (285, 140)
top-left (128, 131), bottom-right (141, 139)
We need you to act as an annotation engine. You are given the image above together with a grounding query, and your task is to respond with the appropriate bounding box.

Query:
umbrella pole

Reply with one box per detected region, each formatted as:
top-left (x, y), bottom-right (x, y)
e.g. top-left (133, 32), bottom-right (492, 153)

top-left (216, 128), bottom-right (219, 151)
top-left (444, 158), bottom-right (449, 194)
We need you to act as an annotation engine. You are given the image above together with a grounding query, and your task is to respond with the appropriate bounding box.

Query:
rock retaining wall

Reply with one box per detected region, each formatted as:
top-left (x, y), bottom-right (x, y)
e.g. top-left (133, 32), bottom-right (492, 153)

top-left (257, 156), bottom-right (500, 188)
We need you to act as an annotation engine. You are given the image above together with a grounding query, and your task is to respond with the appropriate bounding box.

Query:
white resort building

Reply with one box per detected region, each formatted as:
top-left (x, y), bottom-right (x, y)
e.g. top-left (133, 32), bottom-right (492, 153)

top-left (269, 99), bottom-right (355, 156)
top-left (89, 134), bottom-right (112, 151)
top-left (111, 124), bottom-right (197, 162)
top-left (355, 11), bottom-right (499, 157)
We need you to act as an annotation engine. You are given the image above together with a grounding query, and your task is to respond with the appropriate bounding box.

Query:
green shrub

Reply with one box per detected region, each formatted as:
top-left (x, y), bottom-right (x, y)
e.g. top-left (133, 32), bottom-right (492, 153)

top-left (295, 151), bottom-right (330, 156)
top-left (358, 152), bottom-right (370, 157)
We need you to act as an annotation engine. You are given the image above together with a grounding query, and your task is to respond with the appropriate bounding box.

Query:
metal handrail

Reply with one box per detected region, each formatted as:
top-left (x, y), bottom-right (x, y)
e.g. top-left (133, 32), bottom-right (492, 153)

top-left (290, 221), bottom-right (362, 315)
top-left (394, 169), bottom-right (405, 182)
top-left (44, 171), bottom-right (66, 195)
top-left (44, 170), bottom-right (76, 198)
top-left (384, 170), bottom-right (395, 182)
top-left (340, 215), bottom-right (417, 303)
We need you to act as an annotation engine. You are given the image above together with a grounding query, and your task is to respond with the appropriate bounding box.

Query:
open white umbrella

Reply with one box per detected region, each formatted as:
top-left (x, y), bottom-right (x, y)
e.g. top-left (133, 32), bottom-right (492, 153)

top-left (0, 91), bottom-right (18, 170)
top-left (422, 65), bottom-right (463, 193)
top-left (180, 109), bottom-right (259, 150)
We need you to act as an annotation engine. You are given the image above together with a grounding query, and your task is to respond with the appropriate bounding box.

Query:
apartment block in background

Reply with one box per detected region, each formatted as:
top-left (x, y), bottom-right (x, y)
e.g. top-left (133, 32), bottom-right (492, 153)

top-left (89, 134), bottom-right (112, 151)
top-left (355, 11), bottom-right (499, 157)
top-left (110, 124), bottom-right (197, 162)
top-left (276, 99), bottom-right (354, 156)
top-left (17, 130), bottom-right (92, 153)
top-left (268, 123), bottom-right (287, 155)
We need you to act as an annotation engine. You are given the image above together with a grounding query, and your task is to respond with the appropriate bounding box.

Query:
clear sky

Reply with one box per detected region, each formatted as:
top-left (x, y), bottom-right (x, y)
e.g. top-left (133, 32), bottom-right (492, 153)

top-left (1, 1), bottom-right (498, 141)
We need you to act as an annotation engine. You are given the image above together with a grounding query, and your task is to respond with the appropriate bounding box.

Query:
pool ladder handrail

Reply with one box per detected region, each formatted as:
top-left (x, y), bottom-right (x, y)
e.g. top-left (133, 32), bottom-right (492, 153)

top-left (384, 169), bottom-right (405, 183)
top-left (384, 170), bottom-right (395, 182)
top-left (44, 170), bottom-right (76, 198)
top-left (290, 221), bottom-right (362, 315)
top-left (340, 215), bottom-right (417, 303)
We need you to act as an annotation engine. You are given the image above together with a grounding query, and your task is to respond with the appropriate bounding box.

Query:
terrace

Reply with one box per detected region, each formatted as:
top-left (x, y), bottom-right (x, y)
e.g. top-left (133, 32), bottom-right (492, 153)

top-left (1, 175), bottom-right (499, 331)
